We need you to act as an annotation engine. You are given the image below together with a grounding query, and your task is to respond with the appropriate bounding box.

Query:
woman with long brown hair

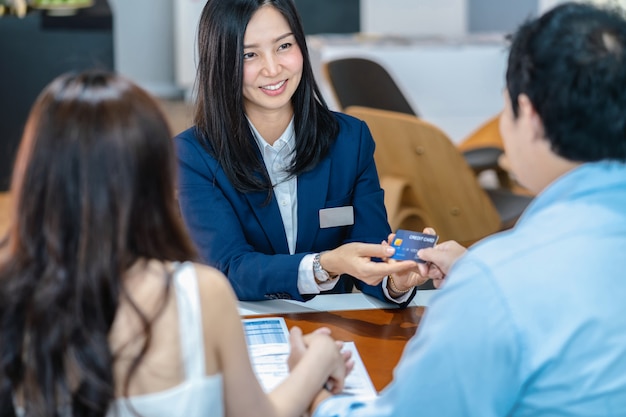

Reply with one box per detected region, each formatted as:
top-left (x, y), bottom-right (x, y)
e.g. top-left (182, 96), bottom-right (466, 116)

top-left (0, 70), bottom-right (348, 417)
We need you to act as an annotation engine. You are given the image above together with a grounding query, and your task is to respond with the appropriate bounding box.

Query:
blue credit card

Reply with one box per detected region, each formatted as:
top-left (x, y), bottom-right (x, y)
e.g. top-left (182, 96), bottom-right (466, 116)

top-left (389, 229), bottom-right (438, 263)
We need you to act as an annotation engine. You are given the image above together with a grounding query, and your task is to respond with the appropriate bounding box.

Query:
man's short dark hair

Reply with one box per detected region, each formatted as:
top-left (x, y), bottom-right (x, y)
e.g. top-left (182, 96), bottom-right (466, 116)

top-left (506, 2), bottom-right (626, 162)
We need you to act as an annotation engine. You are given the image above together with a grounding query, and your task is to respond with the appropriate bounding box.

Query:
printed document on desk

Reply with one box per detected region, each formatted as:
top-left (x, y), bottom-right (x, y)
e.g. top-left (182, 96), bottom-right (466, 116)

top-left (243, 317), bottom-right (377, 399)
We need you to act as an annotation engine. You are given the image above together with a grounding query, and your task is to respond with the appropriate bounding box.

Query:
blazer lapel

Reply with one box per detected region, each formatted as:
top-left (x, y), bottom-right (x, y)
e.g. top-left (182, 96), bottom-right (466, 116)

top-left (244, 189), bottom-right (290, 254)
top-left (243, 132), bottom-right (290, 254)
top-left (296, 157), bottom-right (331, 252)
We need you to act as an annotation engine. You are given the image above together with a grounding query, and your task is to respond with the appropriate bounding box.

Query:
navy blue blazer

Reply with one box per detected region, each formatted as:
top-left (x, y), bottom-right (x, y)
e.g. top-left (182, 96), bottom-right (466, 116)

top-left (175, 112), bottom-right (416, 306)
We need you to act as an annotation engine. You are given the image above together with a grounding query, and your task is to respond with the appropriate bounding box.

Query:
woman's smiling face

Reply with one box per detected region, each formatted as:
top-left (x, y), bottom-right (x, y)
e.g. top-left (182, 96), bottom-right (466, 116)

top-left (242, 5), bottom-right (303, 120)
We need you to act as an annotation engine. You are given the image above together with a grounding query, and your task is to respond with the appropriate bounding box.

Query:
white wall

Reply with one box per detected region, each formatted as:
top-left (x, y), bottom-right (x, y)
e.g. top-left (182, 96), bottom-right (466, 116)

top-left (116, 0), bottom-right (626, 99)
top-left (538, 0), bottom-right (571, 12)
top-left (539, 0), bottom-right (626, 12)
top-left (361, 0), bottom-right (467, 36)
top-left (171, 0), bottom-right (469, 94)
top-left (173, 0), bottom-right (205, 99)
top-left (108, 0), bottom-right (181, 98)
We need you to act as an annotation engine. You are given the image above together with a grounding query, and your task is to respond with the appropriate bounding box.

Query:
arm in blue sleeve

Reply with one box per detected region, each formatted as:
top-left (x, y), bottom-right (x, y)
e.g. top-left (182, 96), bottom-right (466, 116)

top-left (175, 131), bottom-right (307, 301)
top-left (315, 259), bottom-right (522, 417)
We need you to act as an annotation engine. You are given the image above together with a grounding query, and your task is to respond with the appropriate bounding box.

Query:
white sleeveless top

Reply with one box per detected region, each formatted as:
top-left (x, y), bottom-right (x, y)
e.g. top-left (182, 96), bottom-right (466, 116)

top-left (107, 261), bottom-right (224, 417)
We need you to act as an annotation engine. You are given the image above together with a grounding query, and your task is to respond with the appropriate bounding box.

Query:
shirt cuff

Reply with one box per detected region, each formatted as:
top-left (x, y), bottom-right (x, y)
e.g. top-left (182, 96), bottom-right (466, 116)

top-left (313, 394), bottom-right (373, 417)
top-left (382, 276), bottom-right (413, 303)
top-left (297, 253), bottom-right (341, 295)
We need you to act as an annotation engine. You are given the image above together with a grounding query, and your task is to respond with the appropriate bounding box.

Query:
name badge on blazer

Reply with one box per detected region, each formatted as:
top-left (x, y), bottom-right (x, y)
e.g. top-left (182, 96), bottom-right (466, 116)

top-left (319, 206), bottom-right (354, 229)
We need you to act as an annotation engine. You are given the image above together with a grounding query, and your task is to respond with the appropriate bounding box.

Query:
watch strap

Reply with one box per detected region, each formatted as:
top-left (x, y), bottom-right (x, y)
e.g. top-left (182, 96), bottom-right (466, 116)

top-left (313, 253), bottom-right (331, 282)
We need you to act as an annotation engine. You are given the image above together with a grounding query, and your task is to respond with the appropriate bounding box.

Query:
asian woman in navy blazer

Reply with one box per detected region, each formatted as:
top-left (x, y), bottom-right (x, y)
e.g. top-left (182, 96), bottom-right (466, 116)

top-left (175, 0), bottom-right (426, 305)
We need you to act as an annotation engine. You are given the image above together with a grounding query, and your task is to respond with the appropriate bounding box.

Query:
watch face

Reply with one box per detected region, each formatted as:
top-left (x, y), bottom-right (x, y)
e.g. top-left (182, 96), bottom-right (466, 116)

top-left (315, 269), bottom-right (330, 282)
top-left (313, 254), bottom-right (330, 282)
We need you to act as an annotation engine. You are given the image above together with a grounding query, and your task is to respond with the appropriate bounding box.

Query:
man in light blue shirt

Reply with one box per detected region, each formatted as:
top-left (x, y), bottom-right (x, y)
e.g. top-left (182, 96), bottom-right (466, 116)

top-left (310, 2), bottom-right (626, 416)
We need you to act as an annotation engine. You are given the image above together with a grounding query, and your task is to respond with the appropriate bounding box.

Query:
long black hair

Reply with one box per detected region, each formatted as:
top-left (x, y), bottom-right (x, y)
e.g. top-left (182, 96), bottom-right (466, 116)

top-left (194, 0), bottom-right (339, 193)
top-left (0, 70), bottom-right (197, 416)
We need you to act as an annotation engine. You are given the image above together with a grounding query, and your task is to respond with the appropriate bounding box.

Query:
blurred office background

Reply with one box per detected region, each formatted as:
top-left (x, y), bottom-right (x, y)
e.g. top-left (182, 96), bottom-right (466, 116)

top-left (0, 0), bottom-right (624, 192)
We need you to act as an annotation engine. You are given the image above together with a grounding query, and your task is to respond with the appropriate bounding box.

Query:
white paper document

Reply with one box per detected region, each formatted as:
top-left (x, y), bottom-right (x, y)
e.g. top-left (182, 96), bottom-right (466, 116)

top-left (243, 317), bottom-right (377, 399)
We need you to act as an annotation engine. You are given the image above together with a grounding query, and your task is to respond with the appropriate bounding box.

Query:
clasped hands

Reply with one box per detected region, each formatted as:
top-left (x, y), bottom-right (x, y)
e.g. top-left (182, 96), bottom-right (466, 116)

top-left (288, 326), bottom-right (354, 394)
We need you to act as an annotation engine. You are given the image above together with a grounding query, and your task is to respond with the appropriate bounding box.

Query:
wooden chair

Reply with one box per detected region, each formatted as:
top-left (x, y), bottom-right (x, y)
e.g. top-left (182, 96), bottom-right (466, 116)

top-left (323, 57), bottom-right (418, 116)
top-left (457, 112), bottom-right (513, 188)
top-left (458, 112), bottom-right (503, 153)
top-left (459, 113), bottom-right (536, 195)
top-left (344, 106), bottom-right (533, 247)
top-left (323, 57), bottom-right (502, 181)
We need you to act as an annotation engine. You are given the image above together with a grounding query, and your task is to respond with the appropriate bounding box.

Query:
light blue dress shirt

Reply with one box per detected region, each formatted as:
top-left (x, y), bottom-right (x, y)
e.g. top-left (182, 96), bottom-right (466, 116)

top-left (315, 161), bottom-right (626, 417)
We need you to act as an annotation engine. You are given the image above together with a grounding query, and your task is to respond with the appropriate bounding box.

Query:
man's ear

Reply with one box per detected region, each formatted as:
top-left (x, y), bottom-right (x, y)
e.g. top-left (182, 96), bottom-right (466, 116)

top-left (518, 93), bottom-right (545, 141)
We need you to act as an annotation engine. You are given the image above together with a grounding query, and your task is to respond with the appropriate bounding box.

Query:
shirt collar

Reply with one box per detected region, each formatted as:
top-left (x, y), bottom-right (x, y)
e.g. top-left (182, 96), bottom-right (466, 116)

top-left (248, 117), bottom-right (296, 154)
top-left (518, 161), bottom-right (626, 225)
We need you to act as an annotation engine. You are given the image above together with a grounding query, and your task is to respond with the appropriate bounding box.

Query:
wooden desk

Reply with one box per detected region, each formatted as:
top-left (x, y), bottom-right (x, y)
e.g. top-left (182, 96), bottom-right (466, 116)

top-left (249, 306), bottom-right (424, 392)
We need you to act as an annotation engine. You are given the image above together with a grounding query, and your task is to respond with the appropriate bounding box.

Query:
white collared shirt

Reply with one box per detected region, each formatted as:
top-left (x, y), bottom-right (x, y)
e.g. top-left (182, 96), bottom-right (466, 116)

top-left (249, 119), bottom-right (407, 301)
top-left (249, 119), bottom-right (298, 253)
top-left (249, 118), bottom-right (338, 294)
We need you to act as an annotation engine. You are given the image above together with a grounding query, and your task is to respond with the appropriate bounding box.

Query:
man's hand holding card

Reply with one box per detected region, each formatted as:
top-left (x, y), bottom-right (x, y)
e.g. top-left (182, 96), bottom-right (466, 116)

top-left (384, 227), bottom-right (439, 293)
top-left (386, 227), bottom-right (469, 290)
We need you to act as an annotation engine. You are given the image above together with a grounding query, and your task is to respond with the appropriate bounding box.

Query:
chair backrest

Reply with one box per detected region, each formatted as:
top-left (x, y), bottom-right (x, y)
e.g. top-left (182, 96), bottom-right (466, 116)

top-left (345, 106), bottom-right (501, 246)
top-left (457, 113), bottom-right (503, 153)
top-left (323, 57), bottom-right (417, 116)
